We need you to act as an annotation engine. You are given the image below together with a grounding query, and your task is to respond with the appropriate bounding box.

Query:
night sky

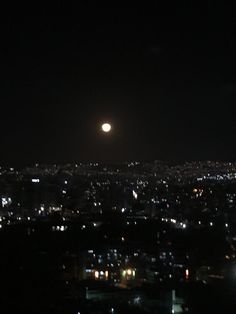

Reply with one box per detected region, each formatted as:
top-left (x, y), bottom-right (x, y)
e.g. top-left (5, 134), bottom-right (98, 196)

top-left (0, 3), bottom-right (236, 165)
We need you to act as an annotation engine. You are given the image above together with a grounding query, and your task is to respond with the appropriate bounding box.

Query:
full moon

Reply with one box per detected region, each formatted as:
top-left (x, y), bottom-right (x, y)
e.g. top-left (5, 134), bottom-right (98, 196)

top-left (101, 123), bottom-right (112, 133)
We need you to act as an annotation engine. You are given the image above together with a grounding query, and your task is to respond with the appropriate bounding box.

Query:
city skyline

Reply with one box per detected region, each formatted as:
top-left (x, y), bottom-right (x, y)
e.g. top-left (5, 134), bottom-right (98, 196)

top-left (0, 159), bottom-right (236, 313)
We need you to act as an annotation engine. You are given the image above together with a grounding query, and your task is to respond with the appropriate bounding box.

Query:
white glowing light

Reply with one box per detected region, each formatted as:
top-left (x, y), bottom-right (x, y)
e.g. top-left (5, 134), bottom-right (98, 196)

top-left (101, 123), bottom-right (111, 132)
top-left (32, 179), bottom-right (40, 183)
top-left (133, 190), bottom-right (138, 199)
top-left (134, 296), bottom-right (141, 305)
top-left (185, 269), bottom-right (189, 279)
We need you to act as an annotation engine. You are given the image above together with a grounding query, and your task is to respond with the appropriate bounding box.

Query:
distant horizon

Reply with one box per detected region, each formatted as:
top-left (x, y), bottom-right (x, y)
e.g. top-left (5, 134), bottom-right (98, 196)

top-left (2, 159), bottom-right (236, 168)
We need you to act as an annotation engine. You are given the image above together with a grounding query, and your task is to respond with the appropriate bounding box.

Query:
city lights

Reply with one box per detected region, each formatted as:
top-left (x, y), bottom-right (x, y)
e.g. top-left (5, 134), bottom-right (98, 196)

top-left (32, 178), bottom-right (40, 183)
top-left (2, 3), bottom-right (236, 313)
top-left (185, 269), bottom-right (189, 279)
top-left (132, 190), bottom-right (138, 200)
top-left (0, 161), bottom-right (236, 310)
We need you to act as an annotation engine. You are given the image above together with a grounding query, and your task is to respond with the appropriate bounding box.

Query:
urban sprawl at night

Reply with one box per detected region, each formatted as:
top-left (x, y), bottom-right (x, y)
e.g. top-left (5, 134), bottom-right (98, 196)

top-left (1, 161), bottom-right (236, 313)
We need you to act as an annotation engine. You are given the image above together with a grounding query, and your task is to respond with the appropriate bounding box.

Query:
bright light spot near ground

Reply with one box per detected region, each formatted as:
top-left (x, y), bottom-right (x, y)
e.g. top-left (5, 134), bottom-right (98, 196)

top-left (185, 269), bottom-right (189, 279)
top-left (32, 178), bottom-right (40, 183)
top-left (133, 190), bottom-right (138, 199)
top-left (134, 296), bottom-right (141, 305)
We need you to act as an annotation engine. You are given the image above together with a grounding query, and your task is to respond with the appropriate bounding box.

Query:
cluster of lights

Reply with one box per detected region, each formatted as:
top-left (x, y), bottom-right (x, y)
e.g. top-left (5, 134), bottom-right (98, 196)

top-left (52, 225), bottom-right (68, 232)
top-left (122, 268), bottom-right (135, 278)
top-left (31, 178), bottom-right (40, 183)
top-left (161, 218), bottom-right (186, 229)
top-left (94, 270), bottom-right (109, 280)
top-left (193, 188), bottom-right (204, 197)
top-left (1, 197), bottom-right (12, 208)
